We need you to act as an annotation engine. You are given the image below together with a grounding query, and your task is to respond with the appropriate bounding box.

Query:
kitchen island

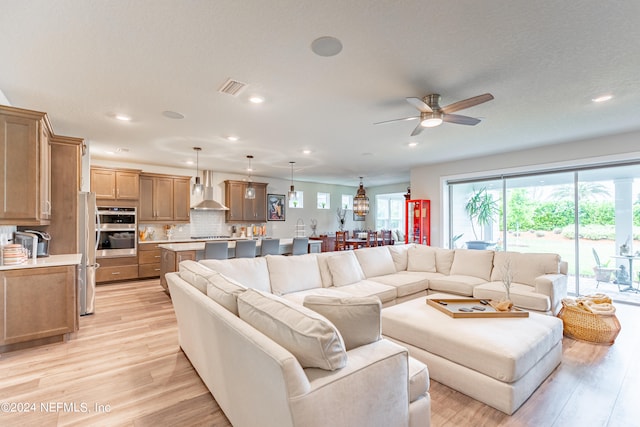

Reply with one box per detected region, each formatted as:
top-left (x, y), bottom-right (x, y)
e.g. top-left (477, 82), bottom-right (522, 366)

top-left (158, 238), bottom-right (321, 292)
top-left (0, 254), bottom-right (81, 353)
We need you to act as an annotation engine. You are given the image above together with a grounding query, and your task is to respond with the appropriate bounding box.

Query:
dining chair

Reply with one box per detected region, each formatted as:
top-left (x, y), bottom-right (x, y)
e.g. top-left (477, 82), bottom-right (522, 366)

top-left (381, 230), bottom-right (393, 246)
top-left (260, 238), bottom-right (281, 256)
top-left (204, 241), bottom-right (229, 260)
top-left (366, 231), bottom-right (378, 247)
top-left (292, 237), bottom-right (309, 255)
top-left (235, 239), bottom-right (257, 258)
top-left (335, 231), bottom-right (348, 251)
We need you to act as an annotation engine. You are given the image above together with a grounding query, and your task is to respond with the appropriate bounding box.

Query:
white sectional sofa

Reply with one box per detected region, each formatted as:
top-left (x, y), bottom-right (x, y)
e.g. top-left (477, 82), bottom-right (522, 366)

top-left (166, 244), bottom-right (567, 425)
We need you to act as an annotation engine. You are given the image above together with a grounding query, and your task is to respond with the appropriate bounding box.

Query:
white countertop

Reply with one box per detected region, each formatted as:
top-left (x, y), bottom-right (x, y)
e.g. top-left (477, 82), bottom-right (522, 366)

top-left (158, 238), bottom-right (320, 252)
top-left (0, 253), bottom-right (82, 271)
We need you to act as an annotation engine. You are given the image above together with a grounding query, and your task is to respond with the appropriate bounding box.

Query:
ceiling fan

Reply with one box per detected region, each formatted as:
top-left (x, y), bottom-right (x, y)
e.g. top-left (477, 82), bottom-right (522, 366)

top-left (375, 93), bottom-right (494, 136)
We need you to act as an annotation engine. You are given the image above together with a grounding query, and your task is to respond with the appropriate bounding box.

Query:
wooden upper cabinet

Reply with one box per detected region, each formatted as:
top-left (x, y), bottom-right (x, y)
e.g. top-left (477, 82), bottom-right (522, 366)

top-left (91, 167), bottom-right (140, 200)
top-left (0, 105), bottom-right (51, 225)
top-left (139, 173), bottom-right (190, 223)
top-left (225, 180), bottom-right (267, 222)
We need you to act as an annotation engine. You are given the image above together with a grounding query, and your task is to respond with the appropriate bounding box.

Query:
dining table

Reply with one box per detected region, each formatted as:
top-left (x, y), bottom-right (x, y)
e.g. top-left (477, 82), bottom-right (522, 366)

top-left (345, 238), bottom-right (383, 249)
top-left (611, 254), bottom-right (640, 293)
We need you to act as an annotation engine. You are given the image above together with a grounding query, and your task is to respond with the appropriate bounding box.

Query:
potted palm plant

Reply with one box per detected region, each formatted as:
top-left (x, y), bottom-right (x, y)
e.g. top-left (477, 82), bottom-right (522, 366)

top-left (464, 187), bottom-right (499, 250)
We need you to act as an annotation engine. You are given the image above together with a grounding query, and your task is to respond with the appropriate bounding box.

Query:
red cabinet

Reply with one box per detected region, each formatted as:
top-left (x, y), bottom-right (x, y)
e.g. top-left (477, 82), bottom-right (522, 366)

top-left (405, 199), bottom-right (430, 245)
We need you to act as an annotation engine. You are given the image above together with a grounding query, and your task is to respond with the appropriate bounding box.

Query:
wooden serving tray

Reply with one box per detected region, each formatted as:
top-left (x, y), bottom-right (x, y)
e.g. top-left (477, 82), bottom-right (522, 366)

top-left (426, 298), bottom-right (529, 318)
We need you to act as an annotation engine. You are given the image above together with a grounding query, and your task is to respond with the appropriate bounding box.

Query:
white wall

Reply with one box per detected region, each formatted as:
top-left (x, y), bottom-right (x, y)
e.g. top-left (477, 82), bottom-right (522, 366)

top-left (0, 89), bottom-right (10, 105)
top-left (411, 129), bottom-right (640, 246)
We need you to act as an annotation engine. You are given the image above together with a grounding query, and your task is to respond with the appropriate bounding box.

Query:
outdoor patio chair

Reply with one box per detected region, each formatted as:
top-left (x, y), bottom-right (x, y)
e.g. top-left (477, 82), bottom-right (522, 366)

top-left (592, 248), bottom-right (619, 289)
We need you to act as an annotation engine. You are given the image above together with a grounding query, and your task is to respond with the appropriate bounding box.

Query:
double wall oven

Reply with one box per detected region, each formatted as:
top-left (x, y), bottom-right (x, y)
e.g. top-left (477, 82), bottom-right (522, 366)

top-left (97, 207), bottom-right (137, 258)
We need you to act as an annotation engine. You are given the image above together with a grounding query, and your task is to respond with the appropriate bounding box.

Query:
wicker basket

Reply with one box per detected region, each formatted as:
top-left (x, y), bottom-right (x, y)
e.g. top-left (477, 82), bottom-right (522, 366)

top-left (557, 302), bottom-right (621, 345)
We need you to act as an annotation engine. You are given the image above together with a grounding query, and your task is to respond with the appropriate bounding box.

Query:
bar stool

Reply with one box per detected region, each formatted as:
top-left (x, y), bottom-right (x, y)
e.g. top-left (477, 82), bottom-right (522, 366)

top-left (204, 241), bottom-right (229, 260)
top-left (234, 239), bottom-right (257, 258)
top-left (292, 237), bottom-right (309, 255)
top-left (260, 238), bottom-right (280, 256)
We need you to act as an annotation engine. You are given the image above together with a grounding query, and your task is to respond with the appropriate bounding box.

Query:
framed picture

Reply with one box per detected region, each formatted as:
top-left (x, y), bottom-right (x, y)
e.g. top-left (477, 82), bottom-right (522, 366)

top-left (353, 212), bottom-right (365, 221)
top-left (267, 194), bottom-right (286, 221)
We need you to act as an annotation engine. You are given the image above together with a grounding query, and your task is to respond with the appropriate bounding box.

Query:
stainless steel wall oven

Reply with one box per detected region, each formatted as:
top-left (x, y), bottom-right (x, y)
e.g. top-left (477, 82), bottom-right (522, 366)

top-left (96, 207), bottom-right (137, 257)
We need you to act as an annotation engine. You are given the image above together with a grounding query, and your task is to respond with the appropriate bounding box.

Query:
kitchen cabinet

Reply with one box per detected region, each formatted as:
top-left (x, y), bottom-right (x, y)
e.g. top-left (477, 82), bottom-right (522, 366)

top-left (0, 265), bottom-right (77, 352)
top-left (139, 173), bottom-right (191, 223)
top-left (91, 167), bottom-right (140, 201)
top-left (224, 180), bottom-right (267, 222)
top-left (138, 242), bottom-right (162, 278)
top-left (95, 256), bottom-right (139, 283)
top-left (0, 105), bottom-right (52, 225)
top-left (160, 248), bottom-right (196, 292)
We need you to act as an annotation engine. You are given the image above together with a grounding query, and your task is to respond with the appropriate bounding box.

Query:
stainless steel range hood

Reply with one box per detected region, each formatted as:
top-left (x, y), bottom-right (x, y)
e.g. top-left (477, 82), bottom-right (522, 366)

top-left (191, 170), bottom-right (229, 210)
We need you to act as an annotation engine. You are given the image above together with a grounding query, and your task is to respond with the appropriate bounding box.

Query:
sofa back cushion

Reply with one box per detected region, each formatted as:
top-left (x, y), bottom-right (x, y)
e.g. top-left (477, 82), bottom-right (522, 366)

top-left (316, 252), bottom-right (336, 287)
top-left (354, 246), bottom-right (397, 278)
top-left (434, 247), bottom-right (455, 274)
top-left (266, 254), bottom-right (323, 295)
top-left (449, 249), bottom-right (495, 281)
top-left (206, 273), bottom-right (247, 315)
top-left (238, 289), bottom-right (347, 371)
top-left (491, 251), bottom-right (561, 286)
top-left (179, 260), bottom-right (216, 293)
top-left (199, 257), bottom-right (271, 292)
top-left (326, 251), bottom-right (366, 286)
top-left (407, 245), bottom-right (437, 272)
top-left (303, 295), bottom-right (381, 351)
top-left (387, 244), bottom-right (412, 272)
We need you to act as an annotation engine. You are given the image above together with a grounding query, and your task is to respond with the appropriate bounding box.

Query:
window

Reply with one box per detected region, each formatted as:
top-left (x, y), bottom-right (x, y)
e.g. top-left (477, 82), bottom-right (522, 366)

top-left (288, 191), bottom-right (303, 208)
top-left (375, 193), bottom-right (405, 231)
top-left (341, 194), bottom-right (353, 210)
top-left (317, 192), bottom-right (330, 209)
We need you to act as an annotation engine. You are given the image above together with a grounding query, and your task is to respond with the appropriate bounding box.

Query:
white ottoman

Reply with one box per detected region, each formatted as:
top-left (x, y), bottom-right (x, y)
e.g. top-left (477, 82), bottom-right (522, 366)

top-left (381, 295), bottom-right (563, 415)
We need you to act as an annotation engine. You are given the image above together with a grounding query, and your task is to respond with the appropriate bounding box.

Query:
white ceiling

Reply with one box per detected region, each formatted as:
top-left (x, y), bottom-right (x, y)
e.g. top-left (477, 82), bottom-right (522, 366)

top-left (1, 0), bottom-right (639, 187)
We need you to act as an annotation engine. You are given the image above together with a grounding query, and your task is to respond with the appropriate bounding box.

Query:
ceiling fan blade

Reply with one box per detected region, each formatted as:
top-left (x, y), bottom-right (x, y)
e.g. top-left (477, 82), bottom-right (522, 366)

top-left (443, 113), bottom-right (481, 126)
top-left (410, 122), bottom-right (425, 136)
top-left (406, 97), bottom-right (433, 113)
top-left (441, 93), bottom-right (494, 114)
top-left (373, 116), bottom-right (419, 125)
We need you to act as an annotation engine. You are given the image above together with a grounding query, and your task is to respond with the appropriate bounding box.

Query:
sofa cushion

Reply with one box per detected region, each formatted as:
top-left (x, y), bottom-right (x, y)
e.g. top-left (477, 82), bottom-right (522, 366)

top-left (327, 251), bottom-right (366, 287)
top-left (387, 244), bottom-right (412, 272)
top-left (434, 247), bottom-right (455, 275)
top-left (449, 249), bottom-right (495, 281)
top-left (237, 289), bottom-right (347, 371)
top-left (266, 254), bottom-right (322, 295)
top-left (368, 271), bottom-right (431, 297)
top-left (335, 279), bottom-right (397, 304)
top-left (178, 260), bottom-right (216, 293)
top-left (428, 275), bottom-right (487, 296)
top-left (491, 252), bottom-right (560, 286)
top-left (354, 246), bottom-right (397, 278)
top-left (281, 287), bottom-right (355, 306)
top-left (199, 257), bottom-right (271, 292)
top-left (407, 245), bottom-right (437, 272)
top-left (316, 252), bottom-right (336, 287)
top-left (473, 281), bottom-right (551, 312)
top-left (408, 357), bottom-right (430, 403)
top-left (206, 273), bottom-right (247, 315)
top-left (303, 295), bottom-right (381, 351)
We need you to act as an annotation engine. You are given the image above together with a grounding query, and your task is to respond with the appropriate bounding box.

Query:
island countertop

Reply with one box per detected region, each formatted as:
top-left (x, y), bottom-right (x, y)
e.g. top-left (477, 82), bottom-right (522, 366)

top-left (158, 238), bottom-right (321, 252)
top-left (0, 253), bottom-right (82, 271)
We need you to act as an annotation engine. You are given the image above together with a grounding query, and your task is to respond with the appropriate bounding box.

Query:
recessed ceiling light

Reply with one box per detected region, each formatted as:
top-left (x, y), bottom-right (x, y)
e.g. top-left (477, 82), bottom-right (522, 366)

top-left (185, 160), bottom-right (194, 165)
top-left (311, 36), bottom-right (343, 57)
top-left (162, 110), bottom-right (185, 119)
top-left (302, 149), bottom-right (312, 154)
top-left (249, 95), bottom-right (264, 104)
top-left (592, 94), bottom-right (613, 103)
top-left (115, 114), bottom-right (132, 121)
top-left (408, 142), bottom-right (418, 147)
top-left (226, 136), bottom-right (239, 142)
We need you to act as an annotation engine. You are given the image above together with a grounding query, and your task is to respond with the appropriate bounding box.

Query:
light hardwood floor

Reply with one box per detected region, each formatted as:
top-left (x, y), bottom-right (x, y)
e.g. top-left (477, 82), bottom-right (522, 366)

top-left (1, 279), bottom-right (638, 426)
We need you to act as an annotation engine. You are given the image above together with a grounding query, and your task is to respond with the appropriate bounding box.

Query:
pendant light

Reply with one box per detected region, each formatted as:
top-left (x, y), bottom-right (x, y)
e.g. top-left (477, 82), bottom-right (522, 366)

top-left (287, 161), bottom-right (297, 202)
top-left (244, 155), bottom-right (255, 199)
top-left (192, 147), bottom-right (203, 195)
top-left (353, 176), bottom-right (369, 216)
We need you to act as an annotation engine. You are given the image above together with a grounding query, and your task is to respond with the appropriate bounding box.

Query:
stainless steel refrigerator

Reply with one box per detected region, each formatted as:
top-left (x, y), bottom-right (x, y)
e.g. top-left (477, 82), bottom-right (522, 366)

top-left (78, 192), bottom-right (99, 315)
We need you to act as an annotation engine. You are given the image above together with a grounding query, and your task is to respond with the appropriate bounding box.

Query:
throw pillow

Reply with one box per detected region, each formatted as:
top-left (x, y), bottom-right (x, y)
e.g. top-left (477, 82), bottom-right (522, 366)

top-left (206, 273), bottom-right (247, 315)
top-left (238, 289), bottom-right (347, 371)
top-left (266, 253), bottom-right (323, 295)
top-left (449, 249), bottom-right (495, 281)
top-left (303, 295), bottom-right (381, 350)
top-left (199, 257), bottom-right (271, 292)
top-left (326, 251), bottom-right (365, 287)
top-left (178, 260), bottom-right (217, 293)
top-left (354, 246), bottom-right (396, 278)
top-left (434, 247), bottom-right (455, 274)
top-left (407, 245), bottom-right (437, 272)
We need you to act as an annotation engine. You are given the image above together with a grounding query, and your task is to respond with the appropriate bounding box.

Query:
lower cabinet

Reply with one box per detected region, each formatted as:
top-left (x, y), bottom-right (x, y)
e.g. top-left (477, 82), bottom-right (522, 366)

top-left (0, 265), bottom-right (77, 352)
top-left (138, 243), bottom-right (161, 278)
top-left (160, 249), bottom-right (196, 292)
top-left (96, 256), bottom-right (139, 283)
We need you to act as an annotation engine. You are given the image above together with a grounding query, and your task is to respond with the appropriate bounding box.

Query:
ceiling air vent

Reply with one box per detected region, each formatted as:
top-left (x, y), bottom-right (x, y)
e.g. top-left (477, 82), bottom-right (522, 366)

top-left (218, 78), bottom-right (247, 96)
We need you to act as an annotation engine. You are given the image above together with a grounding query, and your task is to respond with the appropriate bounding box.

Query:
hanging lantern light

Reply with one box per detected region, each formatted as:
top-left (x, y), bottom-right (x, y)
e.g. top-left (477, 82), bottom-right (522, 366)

top-left (287, 161), bottom-right (297, 202)
top-left (244, 155), bottom-right (255, 199)
top-left (353, 176), bottom-right (369, 216)
top-left (192, 147), bottom-right (204, 195)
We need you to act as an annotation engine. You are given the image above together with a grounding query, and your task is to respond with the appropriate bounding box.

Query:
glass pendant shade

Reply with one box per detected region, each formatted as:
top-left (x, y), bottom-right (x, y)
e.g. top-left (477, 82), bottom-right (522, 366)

top-left (288, 161), bottom-right (297, 202)
top-left (192, 147), bottom-right (204, 195)
top-left (353, 177), bottom-right (369, 216)
top-left (244, 155), bottom-right (256, 199)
